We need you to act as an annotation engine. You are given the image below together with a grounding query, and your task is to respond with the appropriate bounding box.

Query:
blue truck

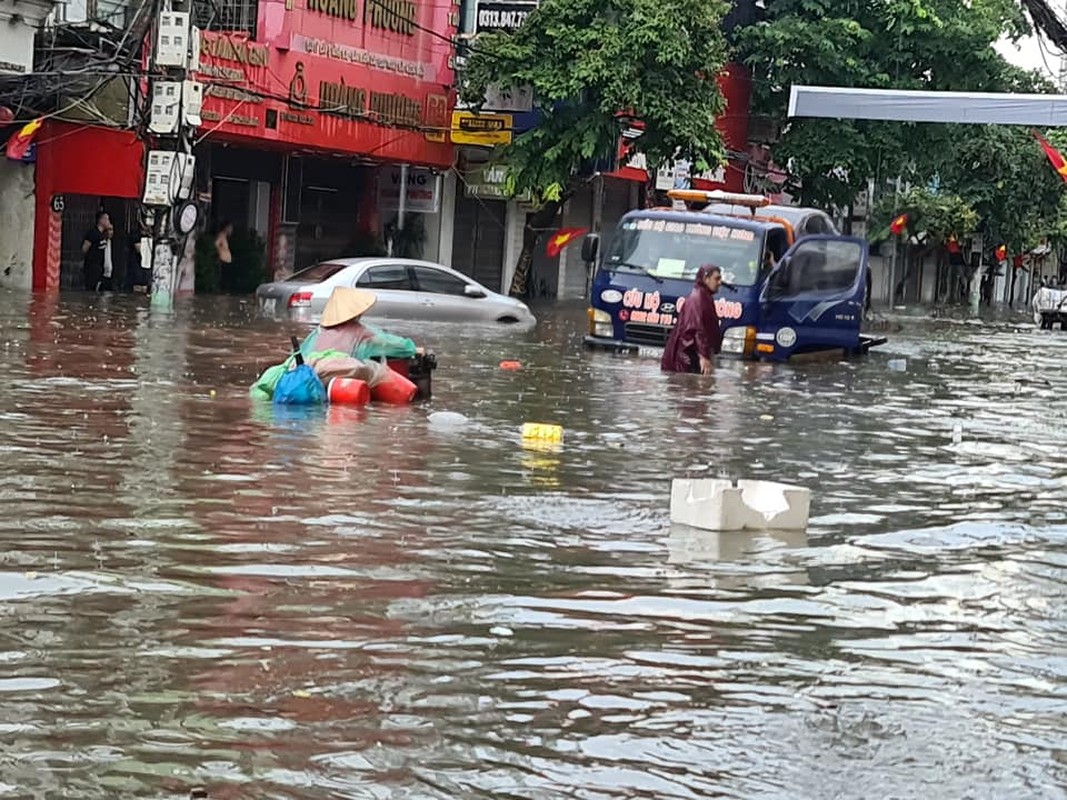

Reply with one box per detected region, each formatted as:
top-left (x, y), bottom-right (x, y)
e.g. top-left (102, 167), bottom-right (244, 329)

top-left (582, 190), bottom-right (885, 361)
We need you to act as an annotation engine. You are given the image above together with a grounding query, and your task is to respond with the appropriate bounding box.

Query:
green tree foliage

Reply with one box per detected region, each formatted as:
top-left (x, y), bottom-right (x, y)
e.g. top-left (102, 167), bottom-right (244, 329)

top-left (871, 187), bottom-right (978, 246)
top-left (940, 126), bottom-right (1066, 256)
top-left (460, 0), bottom-right (730, 296)
top-left (869, 128), bottom-right (1067, 255)
top-left (735, 0), bottom-right (1045, 209)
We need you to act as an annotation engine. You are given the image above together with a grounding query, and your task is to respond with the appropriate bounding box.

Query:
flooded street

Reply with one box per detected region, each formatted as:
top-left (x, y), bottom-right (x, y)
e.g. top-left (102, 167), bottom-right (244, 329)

top-left (0, 291), bottom-right (1065, 799)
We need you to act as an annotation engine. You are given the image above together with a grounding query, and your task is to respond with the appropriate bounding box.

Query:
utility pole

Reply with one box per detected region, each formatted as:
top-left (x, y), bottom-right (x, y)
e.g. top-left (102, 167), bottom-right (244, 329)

top-left (143, 1), bottom-right (202, 311)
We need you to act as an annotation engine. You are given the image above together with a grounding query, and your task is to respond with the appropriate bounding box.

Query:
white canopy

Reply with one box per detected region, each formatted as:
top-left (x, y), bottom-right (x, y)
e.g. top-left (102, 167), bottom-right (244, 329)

top-left (788, 86), bottom-right (1067, 126)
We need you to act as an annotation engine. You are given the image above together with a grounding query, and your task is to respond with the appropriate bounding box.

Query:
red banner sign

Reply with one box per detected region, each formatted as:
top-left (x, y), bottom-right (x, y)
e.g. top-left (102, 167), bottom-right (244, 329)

top-left (194, 0), bottom-right (458, 168)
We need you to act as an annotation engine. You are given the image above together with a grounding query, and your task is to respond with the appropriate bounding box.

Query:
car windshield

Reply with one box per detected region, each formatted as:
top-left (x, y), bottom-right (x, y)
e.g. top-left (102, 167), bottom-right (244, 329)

top-left (606, 217), bottom-right (764, 286)
top-left (289, 262), bottom-right (348, 284)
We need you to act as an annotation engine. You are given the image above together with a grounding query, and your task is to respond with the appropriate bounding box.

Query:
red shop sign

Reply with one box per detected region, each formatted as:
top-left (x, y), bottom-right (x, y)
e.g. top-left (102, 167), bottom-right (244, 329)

top-left (194, 0), bottom-right (458, 168)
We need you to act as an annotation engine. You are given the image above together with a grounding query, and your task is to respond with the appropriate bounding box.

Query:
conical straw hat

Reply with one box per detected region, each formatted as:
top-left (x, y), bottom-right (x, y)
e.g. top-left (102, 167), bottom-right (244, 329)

top-left (320, 286), bottom-right (377, 328)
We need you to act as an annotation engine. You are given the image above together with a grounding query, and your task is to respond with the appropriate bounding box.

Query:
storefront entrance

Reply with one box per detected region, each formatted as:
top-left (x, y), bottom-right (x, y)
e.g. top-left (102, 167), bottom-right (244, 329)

top-left (59, 195), bottom-right (138, 290)
top-left (451, 192), bottom-right (506, 292)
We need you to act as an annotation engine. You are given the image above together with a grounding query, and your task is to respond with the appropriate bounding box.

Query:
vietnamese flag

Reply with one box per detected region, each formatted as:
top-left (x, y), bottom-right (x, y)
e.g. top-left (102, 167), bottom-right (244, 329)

top-left (5, 118), bottom-right (42, 161)
top-left (889, 213), bottom-right (908, 235)
top-left (995, 244), bottom-right (1007, 262)
top-left (546, 227), bottom-right (589, 259)
top-left (1032, 129), bottom-right (1067, 183)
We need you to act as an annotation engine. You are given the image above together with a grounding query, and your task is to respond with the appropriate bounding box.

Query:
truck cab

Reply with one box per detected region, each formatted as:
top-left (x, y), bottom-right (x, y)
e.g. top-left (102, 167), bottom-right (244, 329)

top-left (583, 190), bottom-right (883, 361)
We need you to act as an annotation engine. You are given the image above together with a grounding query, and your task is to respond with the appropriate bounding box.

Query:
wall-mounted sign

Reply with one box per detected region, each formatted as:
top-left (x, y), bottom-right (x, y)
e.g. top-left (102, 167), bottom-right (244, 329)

top-left (451, 111), bottom-right (511, 146)
top-left (464, 163), bottom-right (508, 199)
top-left (199, 35), bottom-right (268, 66)
top-left (51, 195), bottom-right (65, 213)
top-left (483, 84), bottom-right (533, 113)
top-left (364, 0), bottom-right (419, 35)
top-left (652, 159), bottom-right (725, 190)
top-left (462, 162), bottom-right (532, 202)
top-left (193, 30), bottom-right (455, 169)
top-left (306, 0), bottom-right (359, 21)
top-left (378, 166), bottom-right (441, 213)
top-left (290, 34), bottom-right (432, 80)
top-left (0, 17), bottom-right (37, 75)
top-left (474, 0), bottom-right (537, 34)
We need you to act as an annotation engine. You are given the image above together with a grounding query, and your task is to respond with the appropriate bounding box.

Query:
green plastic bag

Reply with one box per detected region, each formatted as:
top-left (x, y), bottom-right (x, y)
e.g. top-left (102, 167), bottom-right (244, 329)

top-left (250, 348), bottom-right (379, 400)
top-left (250, 361), bottom-right (290, 401)
top-left (300, 324), bottom-right (416, 361)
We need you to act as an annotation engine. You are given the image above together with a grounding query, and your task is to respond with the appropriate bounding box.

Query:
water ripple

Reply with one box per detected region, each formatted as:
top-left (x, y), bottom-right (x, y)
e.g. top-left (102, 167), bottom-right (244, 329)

top-left (0, 293), bottom-right (1064, 797)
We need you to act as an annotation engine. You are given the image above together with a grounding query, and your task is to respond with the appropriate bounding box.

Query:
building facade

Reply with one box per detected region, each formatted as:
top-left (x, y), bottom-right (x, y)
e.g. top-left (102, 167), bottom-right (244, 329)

top-left (187, 0), bottom-right (459, 286)
top-left (3, 0), bottom-right (461, 292)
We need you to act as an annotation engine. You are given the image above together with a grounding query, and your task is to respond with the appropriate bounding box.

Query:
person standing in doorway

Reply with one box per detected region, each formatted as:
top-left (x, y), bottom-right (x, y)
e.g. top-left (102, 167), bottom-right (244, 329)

top-left (215, 220), bottom-right (233, 273)
top-left (100, 220), bottom-right (114, 291)
top-left (81, 211), bottom-right (112, 291)
top-left (126, 224), bottom-right (152, 293)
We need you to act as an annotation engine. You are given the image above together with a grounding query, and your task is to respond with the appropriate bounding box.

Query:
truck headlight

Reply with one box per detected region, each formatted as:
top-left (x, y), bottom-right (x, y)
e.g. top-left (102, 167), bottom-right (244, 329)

top-left (721, 326), bottom-right (755, 355)
top-left (588, 308), bottom-right (613, 338)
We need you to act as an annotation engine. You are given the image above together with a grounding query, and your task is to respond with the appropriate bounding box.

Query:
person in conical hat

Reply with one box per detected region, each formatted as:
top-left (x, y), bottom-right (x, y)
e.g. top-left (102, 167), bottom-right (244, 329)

top-left (321, 286), bottom-right (377, 327)
top-left (310, 286), bottom-right (380, 355)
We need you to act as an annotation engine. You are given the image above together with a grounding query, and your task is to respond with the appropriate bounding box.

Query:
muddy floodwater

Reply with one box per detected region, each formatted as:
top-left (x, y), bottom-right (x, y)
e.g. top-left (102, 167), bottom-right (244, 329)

top-left (0, 292), bottom-right (1065, 799)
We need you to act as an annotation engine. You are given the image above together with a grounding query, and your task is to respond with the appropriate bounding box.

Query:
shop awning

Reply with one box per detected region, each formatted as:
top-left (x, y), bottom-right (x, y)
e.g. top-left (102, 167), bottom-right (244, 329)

top-left (788, 86), bottom-right (1067, 127)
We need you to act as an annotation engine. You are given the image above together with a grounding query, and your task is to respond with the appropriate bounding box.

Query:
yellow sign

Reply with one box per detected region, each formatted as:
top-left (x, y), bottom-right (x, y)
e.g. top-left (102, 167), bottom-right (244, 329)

top-left (451, 111), bottom-right (512, 146)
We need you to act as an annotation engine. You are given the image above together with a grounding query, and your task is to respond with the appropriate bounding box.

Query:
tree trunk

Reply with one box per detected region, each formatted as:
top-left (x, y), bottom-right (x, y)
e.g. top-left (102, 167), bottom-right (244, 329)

top-left (968, 265), bottom-right (983, 316)
top-left (508, 199), bottom-right (561, 299)
top-left (893, 246), bottom-right (912, 305)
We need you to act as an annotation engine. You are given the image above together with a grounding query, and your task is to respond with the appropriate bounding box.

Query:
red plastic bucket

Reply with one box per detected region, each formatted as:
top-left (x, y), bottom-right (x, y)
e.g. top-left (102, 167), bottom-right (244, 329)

top-left (386, 358), bottom-right (411, 378)
top-left (327, 377), bottom-right (371, 405)
top-left (371, 368), bottom-right (418, 404)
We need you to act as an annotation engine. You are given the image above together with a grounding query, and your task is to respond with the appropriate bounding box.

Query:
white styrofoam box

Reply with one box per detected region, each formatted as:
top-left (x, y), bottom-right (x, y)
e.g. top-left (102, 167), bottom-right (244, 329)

top-left (670, 479), bottom-right (811, 532)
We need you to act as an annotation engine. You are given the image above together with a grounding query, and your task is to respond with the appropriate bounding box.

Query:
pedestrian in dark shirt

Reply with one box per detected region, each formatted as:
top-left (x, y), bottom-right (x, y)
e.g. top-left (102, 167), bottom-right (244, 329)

top-left (81, 211), bottom-right (113, 291)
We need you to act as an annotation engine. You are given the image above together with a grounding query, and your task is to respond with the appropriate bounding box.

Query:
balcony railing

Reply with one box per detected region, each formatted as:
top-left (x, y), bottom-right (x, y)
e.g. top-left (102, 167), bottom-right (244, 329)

top-left (192, 0), bottom-right (257, 38)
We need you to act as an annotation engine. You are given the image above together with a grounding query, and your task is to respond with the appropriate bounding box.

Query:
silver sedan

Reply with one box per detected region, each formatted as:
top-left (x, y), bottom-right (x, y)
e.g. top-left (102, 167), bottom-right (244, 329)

top-left (255, 258), bottom-right (536, 326)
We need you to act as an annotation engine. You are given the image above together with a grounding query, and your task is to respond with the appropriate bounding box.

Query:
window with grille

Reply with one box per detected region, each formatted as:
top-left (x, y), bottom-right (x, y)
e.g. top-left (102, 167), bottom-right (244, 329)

top-left (192, 0), bottom-right (257, 37)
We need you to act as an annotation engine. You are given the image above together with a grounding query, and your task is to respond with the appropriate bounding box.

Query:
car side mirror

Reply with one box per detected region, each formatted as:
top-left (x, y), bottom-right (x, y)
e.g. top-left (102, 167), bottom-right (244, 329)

top-left (581, 233), bottom-right (600, 263)
top-left (464, 284), bottom-right (487, 299)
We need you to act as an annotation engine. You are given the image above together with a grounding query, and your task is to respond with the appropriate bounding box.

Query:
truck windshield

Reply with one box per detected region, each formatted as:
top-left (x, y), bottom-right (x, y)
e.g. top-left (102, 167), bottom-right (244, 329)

top-left (605, 217), bottom-right (763, 286)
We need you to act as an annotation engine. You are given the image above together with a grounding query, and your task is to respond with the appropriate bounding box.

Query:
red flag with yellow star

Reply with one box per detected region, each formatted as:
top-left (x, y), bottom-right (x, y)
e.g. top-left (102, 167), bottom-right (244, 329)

top-left (995, 244), bottom-right (1007, 262)
top-left (546, 227), bottom-right (589, 259)
top-left (5, 117), bottom-right (42, 161)
top-left (1032, 130), bottom-right (1067, 183)
top-left (889, 214), bottom-right (908, 235)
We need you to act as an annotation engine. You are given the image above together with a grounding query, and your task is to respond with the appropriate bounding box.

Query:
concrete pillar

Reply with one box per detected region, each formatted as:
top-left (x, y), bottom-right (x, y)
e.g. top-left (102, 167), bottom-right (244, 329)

top-left (503, 199), bottom-right (524, 291)
top-left (419, 172), bottom-right (446, 264)
top-left (437, 170), bottom-right (457, 267)
top-left (0, 159), bottom-right (35, 290)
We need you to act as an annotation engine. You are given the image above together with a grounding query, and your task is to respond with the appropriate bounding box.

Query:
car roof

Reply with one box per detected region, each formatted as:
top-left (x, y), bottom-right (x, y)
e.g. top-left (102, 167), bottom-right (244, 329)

top-left (311, 257), bottom-right (483, 286)
top-left (316, 257), bottom-right (465, 273)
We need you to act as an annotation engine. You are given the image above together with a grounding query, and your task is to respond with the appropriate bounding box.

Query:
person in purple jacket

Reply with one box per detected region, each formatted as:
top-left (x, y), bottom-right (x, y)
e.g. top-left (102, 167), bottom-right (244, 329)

top-left (661, 264), bottom-right (723, 374)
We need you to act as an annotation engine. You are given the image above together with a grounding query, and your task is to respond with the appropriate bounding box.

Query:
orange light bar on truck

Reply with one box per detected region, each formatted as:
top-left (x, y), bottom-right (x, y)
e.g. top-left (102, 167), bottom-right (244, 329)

top-left (666, 189), bottom-right (771, 209)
